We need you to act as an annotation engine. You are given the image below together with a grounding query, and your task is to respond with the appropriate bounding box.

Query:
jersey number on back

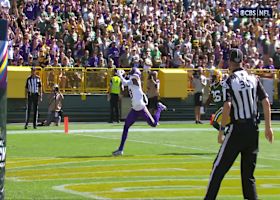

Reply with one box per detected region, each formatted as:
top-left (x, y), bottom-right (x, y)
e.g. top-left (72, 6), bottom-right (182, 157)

top-left (240, 80), bottom-right (251, 89)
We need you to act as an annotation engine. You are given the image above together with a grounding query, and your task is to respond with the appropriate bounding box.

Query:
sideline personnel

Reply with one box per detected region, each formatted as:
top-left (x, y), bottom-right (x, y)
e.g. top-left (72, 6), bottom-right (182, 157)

top-left (192, 67), bottom-right (207, 124)
top-left (24, 67), bottom-right (42, 129)
top-left (45, 84), bottom-right (64, 126)
top-left (204, 48), bottom-right (274, 199)
top-left (147, 71), bottom-right (160, 115)
top-left (108, 68), bottom-right (122, 123)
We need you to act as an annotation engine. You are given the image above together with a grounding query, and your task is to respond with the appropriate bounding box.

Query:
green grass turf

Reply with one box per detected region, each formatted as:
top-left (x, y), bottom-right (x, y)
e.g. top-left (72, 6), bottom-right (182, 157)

top-left (5, 122), bottom-right (280, 199)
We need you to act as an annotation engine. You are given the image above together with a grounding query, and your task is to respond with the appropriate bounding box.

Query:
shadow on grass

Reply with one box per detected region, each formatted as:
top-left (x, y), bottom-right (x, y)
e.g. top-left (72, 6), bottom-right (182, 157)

top-left (158, 152), bottom-right (217, 156)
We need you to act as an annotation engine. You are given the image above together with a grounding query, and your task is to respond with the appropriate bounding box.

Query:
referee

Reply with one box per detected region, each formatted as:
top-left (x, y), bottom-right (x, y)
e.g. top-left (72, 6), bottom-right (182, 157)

top-left (24, 67), bottom-right (42, 129)
top-left (204, 49), bottom-right (274, 200)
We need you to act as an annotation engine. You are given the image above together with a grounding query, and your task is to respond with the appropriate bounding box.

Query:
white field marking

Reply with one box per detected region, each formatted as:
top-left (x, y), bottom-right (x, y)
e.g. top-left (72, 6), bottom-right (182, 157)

top-left (261, 184), bottom-right (280, 188)
top-left (53, 184), bottom-right (109, 200)
top-left (52, 179), bottom-right (280, 199)
top-left (112, 185), bottom-right (205, 192)
top-left (8, 127), bottom-right (280, 134)
top-left (76, 133), bottom-right (213, 152)
top-left (112, 185), bottom-right (242, 192)
top-left (76, 133), bottom-right (280, 162)
top-left (8, 128), bottom-right (216, 134)
top-left (8, 127), bottom-right (280, 160)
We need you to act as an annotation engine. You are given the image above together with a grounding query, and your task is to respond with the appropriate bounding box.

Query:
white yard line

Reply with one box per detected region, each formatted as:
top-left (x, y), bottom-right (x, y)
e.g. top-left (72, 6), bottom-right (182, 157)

top-left (8, 128), bottom-right (216, 134)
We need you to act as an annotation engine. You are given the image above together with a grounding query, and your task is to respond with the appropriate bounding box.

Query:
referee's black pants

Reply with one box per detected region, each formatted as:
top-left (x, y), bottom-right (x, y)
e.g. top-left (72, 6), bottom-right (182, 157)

top-left (25, 93), bottom-right (39, 128)
top-left (110, 93), bottom-right (119, 122)
top-left (205, 122), bottom-right (259, 200)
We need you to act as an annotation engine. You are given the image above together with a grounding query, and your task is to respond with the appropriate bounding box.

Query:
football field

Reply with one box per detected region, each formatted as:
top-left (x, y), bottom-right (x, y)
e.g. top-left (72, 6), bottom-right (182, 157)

top-left (6, 122), bottom-right (280, 199)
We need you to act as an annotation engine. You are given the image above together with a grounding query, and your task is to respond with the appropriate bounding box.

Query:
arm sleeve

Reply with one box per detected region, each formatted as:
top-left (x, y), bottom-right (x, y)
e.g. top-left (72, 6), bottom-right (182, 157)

top-left (25, 78), bottom-right (28, 89)
top-left (223, 78), bottom-right (233, 102)
top-left (38, 78), bottom-right (42, 87)
top-left (256, 78), bottom-right (268, 101)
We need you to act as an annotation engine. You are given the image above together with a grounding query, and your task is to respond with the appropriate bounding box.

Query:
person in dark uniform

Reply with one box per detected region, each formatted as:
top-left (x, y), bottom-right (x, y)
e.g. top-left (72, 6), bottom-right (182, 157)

top-left (147, 71), bottom-right (160, 115)
top-left (108, 68), bottom-right (122, 123)
top-left (204, 49), bottom-right (274, 200)
top-left (24, 67), bottom-right (42, 129)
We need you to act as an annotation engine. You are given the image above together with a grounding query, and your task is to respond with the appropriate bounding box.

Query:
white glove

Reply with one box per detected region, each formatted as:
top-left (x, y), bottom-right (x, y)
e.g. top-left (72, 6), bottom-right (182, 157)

top-left (117, 69), bottom-right (125, 77)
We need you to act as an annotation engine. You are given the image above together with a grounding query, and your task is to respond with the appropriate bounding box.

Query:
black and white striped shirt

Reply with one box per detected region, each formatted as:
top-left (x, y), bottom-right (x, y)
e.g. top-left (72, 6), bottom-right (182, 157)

top-left (223, 68), bottom-right (268, 122)
top-left (25, 75), bottom-right (42, 94)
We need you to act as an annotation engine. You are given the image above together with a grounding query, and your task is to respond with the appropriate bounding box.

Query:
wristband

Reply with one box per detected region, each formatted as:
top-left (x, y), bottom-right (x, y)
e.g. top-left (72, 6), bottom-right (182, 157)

top-left (220, 126), bottom-right (226, 131)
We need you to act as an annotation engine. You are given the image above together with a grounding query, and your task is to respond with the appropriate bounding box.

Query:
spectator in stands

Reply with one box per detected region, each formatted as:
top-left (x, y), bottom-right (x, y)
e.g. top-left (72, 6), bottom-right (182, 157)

top-left (66, 49), bottom-right (75, 67)
top-left (119, 46), bottom-right (131, 68)
top-left (273, 46), bottom-right (280, 69)
top-left (98, 52), bottom-right (107, 68)
top-left (81, 50), bottom-right (90, 68)
top-left (130, 48), bottom-right (141, 68)
top-left (0, 0), bottom-right (278, 72)
top-left (255, 60), bottom-right (264, 69)
top-left (172, 45), bottom-right (185, 68)
top-left (18, 56), bottom-right (24, 66)
top-left (26, 54), bottom-right (35, 66)
top-left (108, 41), bottom-right (120, 67)
top-left (264, 58), bottom-right (275, 69)
top-left (89, 49), bottom-right (99, 68)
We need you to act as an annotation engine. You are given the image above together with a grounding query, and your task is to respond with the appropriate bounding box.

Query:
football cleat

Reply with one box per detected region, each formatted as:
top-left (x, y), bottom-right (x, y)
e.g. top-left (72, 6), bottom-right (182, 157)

top-left (112, 150), bottom-right (123, 156)
top-left (158, 102), bottom-right (167, 111)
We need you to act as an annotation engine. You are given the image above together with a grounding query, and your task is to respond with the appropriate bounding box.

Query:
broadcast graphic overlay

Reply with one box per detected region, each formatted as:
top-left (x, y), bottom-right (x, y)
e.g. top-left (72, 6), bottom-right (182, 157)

top-left (239, 7), bottom-right (273, 18)
top-left (0, 19), bottom-right (8, 200)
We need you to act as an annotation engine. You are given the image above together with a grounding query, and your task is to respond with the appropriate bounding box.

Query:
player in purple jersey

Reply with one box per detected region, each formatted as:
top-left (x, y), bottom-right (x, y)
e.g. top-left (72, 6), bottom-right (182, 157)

top-left (112, 67), bottom-right (167, 156)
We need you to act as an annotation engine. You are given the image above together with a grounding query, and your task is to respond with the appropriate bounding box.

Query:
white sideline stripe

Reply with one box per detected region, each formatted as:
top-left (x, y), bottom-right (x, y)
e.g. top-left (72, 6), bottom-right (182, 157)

top-left (8, 128), bottom-right (217, 134)
top-left (7, 127), bottom-right (280, 134)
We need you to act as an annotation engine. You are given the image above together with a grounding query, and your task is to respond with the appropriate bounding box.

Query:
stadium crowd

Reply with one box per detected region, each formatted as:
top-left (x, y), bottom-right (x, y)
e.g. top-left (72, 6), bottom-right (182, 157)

top-left (0, 0), bottom-right (280, 70)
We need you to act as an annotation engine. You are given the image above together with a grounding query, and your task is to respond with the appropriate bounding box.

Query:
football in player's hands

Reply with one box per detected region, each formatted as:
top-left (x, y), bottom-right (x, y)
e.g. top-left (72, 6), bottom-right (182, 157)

top-left (117, 69), bottom-right (125, 77)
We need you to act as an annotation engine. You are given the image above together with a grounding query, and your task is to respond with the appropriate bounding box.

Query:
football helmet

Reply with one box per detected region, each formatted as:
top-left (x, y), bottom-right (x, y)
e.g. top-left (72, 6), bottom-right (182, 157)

top-left (211, 69), bottom-right (222, 84)
top-left (129, 67), bottom-right (141, 77)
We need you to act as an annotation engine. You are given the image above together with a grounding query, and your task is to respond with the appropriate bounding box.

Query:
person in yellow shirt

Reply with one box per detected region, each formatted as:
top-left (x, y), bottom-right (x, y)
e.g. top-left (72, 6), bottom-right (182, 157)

top-left (108, 69), bottom-right (123, 123)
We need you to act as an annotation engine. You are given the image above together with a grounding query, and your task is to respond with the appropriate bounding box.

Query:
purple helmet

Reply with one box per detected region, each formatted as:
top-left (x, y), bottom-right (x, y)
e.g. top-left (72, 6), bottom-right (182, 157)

top-left (129, 67), bottom-right (141, 77)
